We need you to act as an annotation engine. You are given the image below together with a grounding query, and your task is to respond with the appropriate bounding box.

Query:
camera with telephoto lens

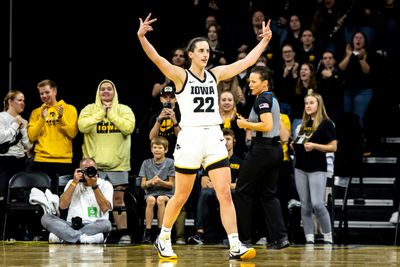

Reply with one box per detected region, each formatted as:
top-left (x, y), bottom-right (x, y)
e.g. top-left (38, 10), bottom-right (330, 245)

top-left (78, 166), bottom-right (97, 182)
top-left (162, 102), bottom-right (172, 109)
top-left (71, 216), bottom-right (83, 230)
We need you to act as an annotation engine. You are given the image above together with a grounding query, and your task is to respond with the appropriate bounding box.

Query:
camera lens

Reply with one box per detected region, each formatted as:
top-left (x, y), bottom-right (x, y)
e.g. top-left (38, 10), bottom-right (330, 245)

top-left (163, 102), bottom-right (172, 108)
top-left (84, 166), bottom-right (97, 177)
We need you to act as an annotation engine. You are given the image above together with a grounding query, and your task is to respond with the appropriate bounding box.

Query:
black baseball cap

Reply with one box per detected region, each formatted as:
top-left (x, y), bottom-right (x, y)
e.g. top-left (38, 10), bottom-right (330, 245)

top-left (160, 86), bottom-right (176, 97)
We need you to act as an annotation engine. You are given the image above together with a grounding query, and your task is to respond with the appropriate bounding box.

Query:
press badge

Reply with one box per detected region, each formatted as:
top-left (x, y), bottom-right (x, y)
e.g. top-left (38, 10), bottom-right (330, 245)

top-left (88, 206), bottom-right (98, 218)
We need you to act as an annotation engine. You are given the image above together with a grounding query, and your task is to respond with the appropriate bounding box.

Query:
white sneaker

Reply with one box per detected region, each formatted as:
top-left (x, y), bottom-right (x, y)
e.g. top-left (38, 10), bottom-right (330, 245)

top-left (79, 233), bottom-right (104, 244)
top-left (154, 235), bottom-right (177, 259)
top-left (48, 233), bottom-right (65, 243)
top-left (229, 242), bottom-right (256, 260)
top-left (118, 235), bottom-right (131, 244)
top-left (288, 199), bottom-right (301, 209)
top-left (255, 237), bottom-right (267, 245)
top-left (390, 211), bottom-right (399, 224)
top-left (175, 237), bottom-right (186, 245)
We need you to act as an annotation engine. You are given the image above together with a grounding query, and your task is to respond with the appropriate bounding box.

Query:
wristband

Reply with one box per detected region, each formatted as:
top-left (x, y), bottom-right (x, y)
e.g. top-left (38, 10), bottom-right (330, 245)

top-left (70, 181), bottom-right (77, 187)
top-left (92, 184), bottom-right (99, 190)
top-left (157, 117), bottom-right (163, 124)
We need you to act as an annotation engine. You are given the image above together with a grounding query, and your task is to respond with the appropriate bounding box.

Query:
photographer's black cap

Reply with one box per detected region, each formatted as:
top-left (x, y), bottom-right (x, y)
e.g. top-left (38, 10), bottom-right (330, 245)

top-left (160, 86), bottom-right (176, 97)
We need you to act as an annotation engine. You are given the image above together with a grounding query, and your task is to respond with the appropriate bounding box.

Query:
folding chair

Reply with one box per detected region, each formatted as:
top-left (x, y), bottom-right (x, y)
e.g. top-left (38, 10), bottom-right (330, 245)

top-left (58, 174), bottom-right (73, 196)
top-left (2, 171), bottom-right (51, 240)
top-left (57, 174), bottom-right (73, 219)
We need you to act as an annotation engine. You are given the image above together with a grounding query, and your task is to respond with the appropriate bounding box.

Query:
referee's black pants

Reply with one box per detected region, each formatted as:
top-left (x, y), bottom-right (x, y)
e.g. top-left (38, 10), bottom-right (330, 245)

top-left (234, 138), bottom-right (288, 243)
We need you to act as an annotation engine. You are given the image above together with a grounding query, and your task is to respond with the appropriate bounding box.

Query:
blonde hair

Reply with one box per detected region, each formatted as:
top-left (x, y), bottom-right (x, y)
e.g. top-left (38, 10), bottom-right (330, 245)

top-left (300, 92), bottom-right (330, 130)
top-left (37, 79), bottom-right (57, 90)
top-left (3, 90), bottom-right (23, 111)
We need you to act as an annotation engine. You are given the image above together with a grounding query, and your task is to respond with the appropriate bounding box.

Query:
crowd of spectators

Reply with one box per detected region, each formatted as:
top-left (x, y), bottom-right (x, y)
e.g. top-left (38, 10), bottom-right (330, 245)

top-left (1, 0), bottom-right (399, 245)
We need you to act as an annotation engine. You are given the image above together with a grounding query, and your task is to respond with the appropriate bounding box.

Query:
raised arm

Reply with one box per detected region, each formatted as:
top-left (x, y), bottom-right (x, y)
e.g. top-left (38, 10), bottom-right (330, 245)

top-left (212, 20), bottom-right (272, 82)
top-left (137, 13), bottom-right (185, 89)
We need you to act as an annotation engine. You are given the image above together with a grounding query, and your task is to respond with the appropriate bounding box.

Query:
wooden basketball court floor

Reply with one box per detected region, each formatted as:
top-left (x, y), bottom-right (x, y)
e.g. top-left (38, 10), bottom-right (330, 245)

top-left (1, 242), bottom-right (399, 266)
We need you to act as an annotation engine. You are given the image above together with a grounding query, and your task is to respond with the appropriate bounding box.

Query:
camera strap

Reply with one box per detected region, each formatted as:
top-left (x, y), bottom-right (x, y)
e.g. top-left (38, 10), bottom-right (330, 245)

top-left (0, 131), bottom-right (22, 154)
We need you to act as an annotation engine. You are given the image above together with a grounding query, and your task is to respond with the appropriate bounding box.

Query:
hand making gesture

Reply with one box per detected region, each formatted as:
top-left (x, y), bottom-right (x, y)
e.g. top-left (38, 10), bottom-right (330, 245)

top-left (137, 13), bottom-right (158, 37)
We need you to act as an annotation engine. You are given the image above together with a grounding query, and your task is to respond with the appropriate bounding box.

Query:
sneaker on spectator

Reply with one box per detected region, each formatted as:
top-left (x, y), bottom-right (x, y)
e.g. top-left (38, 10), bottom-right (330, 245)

top-left (142, 235), bottom-right (152, 244)
top-left (154, 235), bottom-right (177, 259)
top-left (119, 234), bottom-right (131, 244)
top-left (255, 237), bottom-right (267, 245)
top-left (48, 233), bottom-right (65, 243)
top-left (390, 211), bottom-right (399, 224)
top-left (229, 242), bottom-right (256, 260)
top-left (175, 237), bottom-right (186, 245)
top-left (288, 199), bottom-right (301, 209)
top-left (267, 239), bottom-right (290, 250)
top-left (79, 233), bottom-right (104, 244)
top-left (187, 234), bottom-right (204, 245)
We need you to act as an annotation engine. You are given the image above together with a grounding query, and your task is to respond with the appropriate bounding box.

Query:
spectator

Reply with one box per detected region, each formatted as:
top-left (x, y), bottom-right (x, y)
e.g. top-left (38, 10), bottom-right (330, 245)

top-left (317, 49), bottom-right (344, 124)
top-left (296, 29), bottom-right (321, 69)
top-left (282, 14), bottom-right (304, 53)
top-left (219, 91), bottom-right (247, 158)
top-left (0, 90), bottom-right (33, 233)
top-left (28, 79), bottom-right (78, 194)
top-left (311, 0), bottom-right (346, 52)
top-left (273, 43), bottom-right (299, 117)
top-left (207, 23), bottom-right (227, 68)
top-left (151, 48), bottom-right (187, 98)
top-left (217, 75), bottom-right (245, 107)
top-left (278, 113), bottom-right (300, 222)
top-left (338, 31), bottom-right (375, 150)
top-left (149, 86), bottom-right (181, 159)
top-left (41, 157), bottom-right (114, 244)
top-left (291, 62), bottom-right (319, 137)
top-left (291, 92), bottom-right (337, 245)
top-left (139, 136), bottom-right (175, 244)
top-left (77, 79), bottom-right (135, 244)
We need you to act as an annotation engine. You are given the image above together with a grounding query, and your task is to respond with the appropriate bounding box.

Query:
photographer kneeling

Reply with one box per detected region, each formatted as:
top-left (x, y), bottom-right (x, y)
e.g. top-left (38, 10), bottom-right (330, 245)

top-left (41, 157), bottom-right (114, 244)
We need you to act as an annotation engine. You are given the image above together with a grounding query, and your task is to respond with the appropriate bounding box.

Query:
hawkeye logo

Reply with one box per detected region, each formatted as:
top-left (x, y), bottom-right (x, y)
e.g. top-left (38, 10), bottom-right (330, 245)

top-left (45, 111), bottom-right (60, 125)
top-left (159, 119), bottom-right (174, 136)
top-left (97, 122), bottom-right (121, 133)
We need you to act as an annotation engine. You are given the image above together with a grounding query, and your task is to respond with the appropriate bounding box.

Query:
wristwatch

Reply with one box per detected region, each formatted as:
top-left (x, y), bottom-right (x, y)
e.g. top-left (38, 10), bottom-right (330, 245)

top-left (92, 184), bottom-right (99, 190)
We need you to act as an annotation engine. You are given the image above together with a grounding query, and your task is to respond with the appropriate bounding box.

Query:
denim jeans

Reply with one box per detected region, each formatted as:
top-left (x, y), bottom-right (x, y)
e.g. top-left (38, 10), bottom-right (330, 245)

top-left (343, 88), bottom-right (373, 129)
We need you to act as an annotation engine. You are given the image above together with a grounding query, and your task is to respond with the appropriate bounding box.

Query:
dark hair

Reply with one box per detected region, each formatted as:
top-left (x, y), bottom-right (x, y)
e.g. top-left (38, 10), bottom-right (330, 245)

top-left (350, 31), bottom-right (369, 50)
top-left (222, 128), bottom-right (235, 138)
top-left (250, 65), bottom-right (271, 82)
top-left (186, 37), bottom-right (210, 66)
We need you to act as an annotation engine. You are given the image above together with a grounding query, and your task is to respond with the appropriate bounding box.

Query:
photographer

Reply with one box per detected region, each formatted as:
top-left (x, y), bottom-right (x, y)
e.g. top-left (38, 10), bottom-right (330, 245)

top-left (149, 86), bottom-right (181, 159)
top-left (41, 158), bottom-right (114, 244)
